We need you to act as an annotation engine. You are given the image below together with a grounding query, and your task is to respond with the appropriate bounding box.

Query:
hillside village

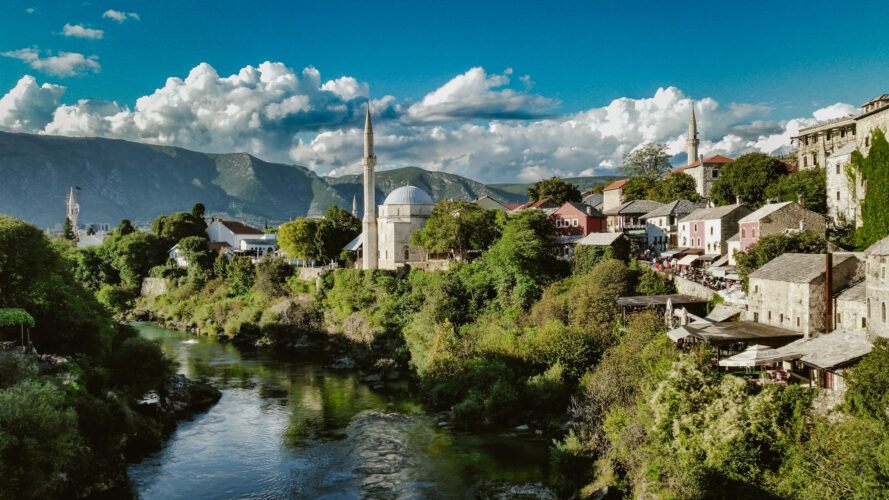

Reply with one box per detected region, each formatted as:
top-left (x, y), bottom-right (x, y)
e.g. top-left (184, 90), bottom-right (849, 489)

top-left (50, 93), bottom-right (889, 407)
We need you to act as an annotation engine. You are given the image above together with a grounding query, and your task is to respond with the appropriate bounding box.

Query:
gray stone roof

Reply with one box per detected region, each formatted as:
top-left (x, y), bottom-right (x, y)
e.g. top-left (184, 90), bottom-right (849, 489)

top-left (828, 142), bottom-right (857, 158)
top-left (727, 232), bottom-right (740, 242)
top-left (749, 253), bottom-right (855, 284)
top-left (641, 199), bottom-right (703, 219)
top-left (583, 193), bottom-right (603, 207)
top-left (739, 201), bottom-right (794, 223)
top-left (605, 199), bottom-right (664, 216)
top-left (865, 235), bottom-right (889, 256)
top-left (836, 280), bottom-right (866, 303)
top-left (679, 203), bottom-right (750, 223)
top-left (774, 330), bottom-right (873, 370)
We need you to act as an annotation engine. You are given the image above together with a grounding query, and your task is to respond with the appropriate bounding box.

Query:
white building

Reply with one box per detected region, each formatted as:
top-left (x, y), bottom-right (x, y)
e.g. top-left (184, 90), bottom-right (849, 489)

top-left (826, 143), bottom-right (862, 226)
top-left (206, 219), bottom-right (276, 260)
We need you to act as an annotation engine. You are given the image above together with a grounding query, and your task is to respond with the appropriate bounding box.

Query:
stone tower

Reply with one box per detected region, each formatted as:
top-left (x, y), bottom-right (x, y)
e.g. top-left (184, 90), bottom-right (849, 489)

top-left (362, 103), bottom-right (378, 270)
top-left (65, 187), bottom-right (80, 231)
top-left (687, 104), bottom-right (699, 164)
top-left (352, 194), bottom-right (358, 218)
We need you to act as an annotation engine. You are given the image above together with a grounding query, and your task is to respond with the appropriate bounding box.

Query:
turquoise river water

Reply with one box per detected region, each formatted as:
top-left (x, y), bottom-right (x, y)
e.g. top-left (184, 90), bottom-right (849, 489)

top-left (127, 322), bottom-right (552, 499)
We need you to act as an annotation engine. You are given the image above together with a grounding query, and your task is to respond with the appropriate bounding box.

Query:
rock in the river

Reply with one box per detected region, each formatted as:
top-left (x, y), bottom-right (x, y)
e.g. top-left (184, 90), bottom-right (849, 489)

top-left (471, 479), bottom-right (559, 500)
top-left (514, 424), bottom-right (530, 432)
top-left (329, 356), bottom-right (356, 369)
top-left (136, 374), bottom-right (221, 425)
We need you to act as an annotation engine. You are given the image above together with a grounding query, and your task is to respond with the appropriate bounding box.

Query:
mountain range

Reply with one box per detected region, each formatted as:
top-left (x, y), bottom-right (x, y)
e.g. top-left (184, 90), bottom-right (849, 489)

top-left (0, 131), bottom-right (619, 229)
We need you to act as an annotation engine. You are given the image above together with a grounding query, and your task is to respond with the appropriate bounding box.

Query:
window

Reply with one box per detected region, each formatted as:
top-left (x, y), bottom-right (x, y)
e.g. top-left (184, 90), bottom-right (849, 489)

top-left (768, 311), bottom-right (772, 320)
top-left (752, 228), bottom-right (757, 238)
top-left (883, 303), bottom-right (886, 323)
top-left (742, 228), bottom-right (746, 238)
top-left (836, 313), bottom-right (841, 325)
top-left (866, 136), bottom-right (871, 147)
top-left (753, 312), bottom-right (759, 322)
top-left (836, 164), bottom-right (841, 175)
top-left (572, 218), bottom-right (578, 227)
top-left (863, 318), bottom-right (867, 328)
top-left (797, 317), bottom-right (800, 327)
top-left (712, 170), bottom-right (719, 179)
top-left (837, 191), bottom-right (841, 201)
top-left (694, 223), bottom-right (697, 232)
top-left (555, 219), bottom-right (562, 228)
top-left (753, 285), bottom-right (759, 294)
top-left (709, 227), bottom-right (713, 235)
top-left (803, 156), bottom-right (808, 168)
top-left (404, 247), bottom-right (410, 260)
top-left (780, 313), bottom-right (784, 323)
top-left (868, 299), bottom-right (871, 318)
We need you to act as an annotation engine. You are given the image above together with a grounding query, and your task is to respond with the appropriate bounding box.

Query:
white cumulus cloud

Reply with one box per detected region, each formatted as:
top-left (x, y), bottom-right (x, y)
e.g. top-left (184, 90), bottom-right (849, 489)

top-left (102, 9), bottom-right (139, 22)
top-left (0, 62), bottom-right (860, 183)
top-left (2, 48), bottom-right (100, 77)
top-left (62, 23), bottom-right (104, 39)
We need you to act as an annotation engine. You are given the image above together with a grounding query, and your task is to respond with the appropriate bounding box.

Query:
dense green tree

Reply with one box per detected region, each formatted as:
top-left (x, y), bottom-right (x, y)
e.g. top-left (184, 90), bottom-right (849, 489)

top-left (620, 176), bottom-right (651, 201)
top-left (620, 142), bottom-right (672, 181)
top-left (852, 128), bottom-right (889, 249)
top-left (116, 219), bottom-right (135, 237)
top-left (315, 205), bottom-right (361, 262)
top-left (710, 153), bottom-right (789, 207)
top-left (411, 200), bottom-right (500, 260)
top-left (844, 338), bottom-right (889, 426)
top-left (176, 236), bottom-right (213, 271)
top-left (571, 239), bottom-right (631, 274)
top-left (647, 171), bottom-right (702, 203)
top-left (278, 217), bottom-right (320, 262)
top-left (527, 177), bottom-right (582, 204)
top-left (227, 257), bottom-right (256, 296)
top-left (151, 211), bottom-right (207, 245)
top-left (191, 202), bottom-right (207, 228)
top-left (735, 230), bottom-right (827, 290)
top-left (765, 169), bottom-right (827, 214)
top-left (110, 336), bottom-right (175, 397)
top-left (213, 252), bottom-right (229, 278)
top-left (62, 217), bottom-right (77, 241)
top-left (110, 232), bottom-right (168, 288)
top-left (255, 257), bottom-right (294, 297)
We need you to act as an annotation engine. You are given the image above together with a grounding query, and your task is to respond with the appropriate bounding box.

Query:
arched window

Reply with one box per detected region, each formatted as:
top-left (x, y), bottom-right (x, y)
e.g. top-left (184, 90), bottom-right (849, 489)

top-left (403, 247), bottom-right (410, 260)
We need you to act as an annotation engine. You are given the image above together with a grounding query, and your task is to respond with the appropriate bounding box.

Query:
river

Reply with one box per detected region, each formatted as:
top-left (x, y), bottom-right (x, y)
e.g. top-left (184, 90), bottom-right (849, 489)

top-left (127, 322), bottom-right (553, 499)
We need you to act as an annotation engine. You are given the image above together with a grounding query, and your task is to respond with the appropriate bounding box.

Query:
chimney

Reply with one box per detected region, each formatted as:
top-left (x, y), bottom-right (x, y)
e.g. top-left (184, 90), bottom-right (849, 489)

top-left (799, 220), bottom-right (805, 231)
top-left (825, 252), bottom-right (833, 334)
top-left (797, 194), bottom-right (804, 205)
top-left (735, 195), bottom-right (741, 205)
top-left (699, 154), bottom-right (704, 163)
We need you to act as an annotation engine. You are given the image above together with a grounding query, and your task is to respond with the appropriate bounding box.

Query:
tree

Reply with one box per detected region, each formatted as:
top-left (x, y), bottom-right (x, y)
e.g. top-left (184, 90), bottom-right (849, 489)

top-left (116, 219), bottom-right (135, 237)
top-left (151, 211), bottom-right (207, 245)
top-left (844, 338), bottom-right (889, 426)
top-left (852, 128), bottom-right (889, 249)
top-left (647, 172), bottom-right (702, 203)
top-left (765, 169), bottom-right (827, 214)
top-left (177, 236), bottom-right (213, 271)
top-left (620, 177), bottom-right (651, 201)
top-left (213, 252), bottom-right (229, 278)
top-left (62, 217), bottom-right (77, 241)
top-left (255, 257), bottom-right (294, 297)
top-left (227, 257), bottom-right (255, 296)
top-left (620, 142), bottom-right (672, 181)
top-left (315, 205), bottom-right (361, 262)
top-left (86, 226), bottom-right (96, 236)
top-left (527, 177), bottom-right (582, 204)
top-left (191, 202), bottom-right (207, 229)
top-left (709, 153), bottom-right (789, 208)
top-left (735, 230), bottom-right (827, 290)
top-left (411, 200), bottom-right (500, 260)
top-left (278, 217), bottom-right (320, 262)
top-left (110, 232), bottom-right (168, 288)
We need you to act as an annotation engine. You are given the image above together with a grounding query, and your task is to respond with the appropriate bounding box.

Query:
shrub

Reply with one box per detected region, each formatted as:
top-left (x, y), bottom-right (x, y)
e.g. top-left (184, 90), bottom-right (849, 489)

top-left (110, 337), bottom-right (175, 397)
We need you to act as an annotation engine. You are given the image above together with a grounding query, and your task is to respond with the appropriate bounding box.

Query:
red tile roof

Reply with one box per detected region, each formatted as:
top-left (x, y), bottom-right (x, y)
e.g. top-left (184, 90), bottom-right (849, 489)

top-left (504, 204), bottom-right (521, 210)
top-left (513, 197), bottom-right (554, 210)
top-left (219, 220), bottom-right (264, 235)
top-left (680, 155), bottom-right (735, 169)
top-left (604, 179), bottom-right (629, 190)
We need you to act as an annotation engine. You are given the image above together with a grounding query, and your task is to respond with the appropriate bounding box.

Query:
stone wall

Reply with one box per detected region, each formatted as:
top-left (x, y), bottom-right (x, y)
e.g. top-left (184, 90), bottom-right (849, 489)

top-left (671, 275), bottom-right (716, 301)
top-left (298, 267), bottom-right (326, 282)
top-left (141, 277), bottom-right (168, 297)
top-left (409, 259), bottom-right (451, 272)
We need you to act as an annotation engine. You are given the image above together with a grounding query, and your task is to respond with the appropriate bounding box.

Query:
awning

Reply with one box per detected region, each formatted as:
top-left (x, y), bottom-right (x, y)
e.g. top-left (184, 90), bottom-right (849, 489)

top-left (707, 266), bottom-right (729, 277)
top-left (711, 254), bottom-right (730, 267)
top-left (661, 249), bottom-right (681, 257)
top-left (667, 325), bottom-right (706, 342)
top-left (699, 254), bottom-right (721, 262)
top-left (719, 344), bottom-right (801, 367)
top-left (685, 247), bottom-right (704, 255)
top-left (677, 254), bottom-right (699, 266)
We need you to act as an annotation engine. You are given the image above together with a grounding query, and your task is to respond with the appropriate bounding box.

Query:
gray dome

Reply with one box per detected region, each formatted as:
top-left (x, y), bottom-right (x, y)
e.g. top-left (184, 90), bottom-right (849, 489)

top-left (382, 186), bottom-right (434, 205)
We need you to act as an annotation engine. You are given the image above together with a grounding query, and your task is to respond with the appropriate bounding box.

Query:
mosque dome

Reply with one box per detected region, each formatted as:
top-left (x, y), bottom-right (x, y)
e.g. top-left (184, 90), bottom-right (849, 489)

top-left (382, 185), bottom-right (434, 205)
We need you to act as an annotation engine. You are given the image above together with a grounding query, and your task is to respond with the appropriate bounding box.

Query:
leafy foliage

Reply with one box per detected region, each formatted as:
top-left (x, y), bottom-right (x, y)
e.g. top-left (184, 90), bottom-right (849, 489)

top-left (620, 142), bottom-right (672, 181)
top-left (852, 128), bottom-right (889, 249)
top-left (765, 169), bottom-right (827, 214)
top-left (315, 205), bottom-right (361, 262)
top-left (647, 171), bottom-right (702, 203)
top-left (844, 338), bottom-right (889, 426)
top-left (571, 239), bottom-right (630, 274)
top-left (151, 211), bottom-right (207, 246)
top-left (411, 200), bottom-right (500, 260)
top-left (710, 153), bottom-right (789, 208)
top-left (278, 217), bottom-right (320, 261)
top-left (527, 177), bottom-right (582, 204)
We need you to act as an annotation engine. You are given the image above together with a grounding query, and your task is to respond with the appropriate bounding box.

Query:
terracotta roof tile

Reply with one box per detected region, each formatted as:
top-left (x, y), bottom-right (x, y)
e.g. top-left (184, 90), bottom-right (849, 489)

top-left (219, 220), bottom-right (264, 235)
top-left (604, 179), bottom-right (629, 190)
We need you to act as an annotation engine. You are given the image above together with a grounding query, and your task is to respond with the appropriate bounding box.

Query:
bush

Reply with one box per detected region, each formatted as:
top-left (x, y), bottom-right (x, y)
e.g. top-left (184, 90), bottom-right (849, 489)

top-left (110, 337), bottom-right (175, 397)
top-left (0, 352), bottom-right (36, 389)
top-left (96, 284), bottom-right (137, 315)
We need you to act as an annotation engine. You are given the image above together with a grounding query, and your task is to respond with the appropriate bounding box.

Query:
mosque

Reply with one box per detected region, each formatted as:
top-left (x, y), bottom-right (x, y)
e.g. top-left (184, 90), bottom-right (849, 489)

top-left (346, 105), bottom-right (436, 270)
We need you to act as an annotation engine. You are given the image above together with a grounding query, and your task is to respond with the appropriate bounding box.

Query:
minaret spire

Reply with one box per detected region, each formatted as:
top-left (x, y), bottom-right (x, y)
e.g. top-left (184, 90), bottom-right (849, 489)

top-left (687, 103), bottom-right (699, 165)
top-left (352, 194), bottom-right (358, 217)
top-left (361, 101), bottom-right (378, 269)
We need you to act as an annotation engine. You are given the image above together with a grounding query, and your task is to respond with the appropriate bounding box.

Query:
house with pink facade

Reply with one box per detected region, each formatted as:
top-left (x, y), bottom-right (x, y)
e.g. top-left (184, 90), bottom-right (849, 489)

top-left (678, 204), bottom-right (751, 257)
top-left (737, 201), bottom-right (826, 253)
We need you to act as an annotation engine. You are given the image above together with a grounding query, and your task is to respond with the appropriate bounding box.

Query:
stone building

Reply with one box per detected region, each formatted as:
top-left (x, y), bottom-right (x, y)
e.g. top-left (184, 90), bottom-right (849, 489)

top-left (826, 143), bottom-right (862, 225)
top-left (856, 94), bottom-right (889, 156)
top-left (604, 199), bottom-right (663, 242)
top-left (473, 195), bottom-right (509, 212)
top-left (641, 199), bottom-right (703, 252)
top-left (672, 155), bottom-right (734, 199)
top-left (864, 236), bottom-right (889, 339)
top-left (746, 253), bottom-right (861, 337)
top-left (375, 186), bottom-right (435, 269)
top-left (737, 201), bottom-right (826, 253)
top-left (602, 179), bottom-right (628, 215)
top-left (834, 280), bottom-right (867, 334)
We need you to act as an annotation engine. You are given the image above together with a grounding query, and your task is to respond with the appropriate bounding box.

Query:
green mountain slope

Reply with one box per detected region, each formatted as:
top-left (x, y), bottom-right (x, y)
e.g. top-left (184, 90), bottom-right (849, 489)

top-left (489, 175), bottom-right (622, 198)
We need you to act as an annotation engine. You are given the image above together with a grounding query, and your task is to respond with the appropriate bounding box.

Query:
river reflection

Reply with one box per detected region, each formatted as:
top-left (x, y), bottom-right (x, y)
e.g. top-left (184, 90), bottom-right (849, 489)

top-left (128, 323), bottom-right (552, 499)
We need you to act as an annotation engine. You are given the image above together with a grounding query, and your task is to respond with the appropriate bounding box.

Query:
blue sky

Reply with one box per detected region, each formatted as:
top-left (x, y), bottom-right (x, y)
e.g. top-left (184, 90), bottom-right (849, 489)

top-left (1, 0), bottom-right (888, 182)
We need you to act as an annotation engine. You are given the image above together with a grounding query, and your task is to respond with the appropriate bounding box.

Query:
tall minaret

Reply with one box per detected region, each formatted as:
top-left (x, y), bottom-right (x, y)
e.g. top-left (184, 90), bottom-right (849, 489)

top-left (362, 103), bottom-right (378, 270)
top-left (65, 187), bottom-right (80, 231)
top-left (687, 104), bottom-right (699, 164)
top-left (352, 195), bottom-right (358, 218)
